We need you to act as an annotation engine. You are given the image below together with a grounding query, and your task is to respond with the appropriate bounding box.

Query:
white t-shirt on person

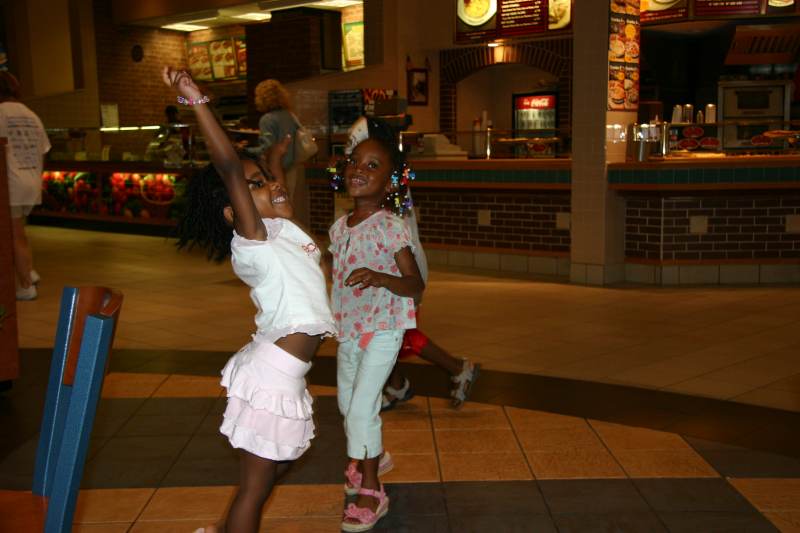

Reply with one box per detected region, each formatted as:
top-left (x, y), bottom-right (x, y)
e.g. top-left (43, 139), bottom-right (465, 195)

top-left (231, 217), bottom-right (335, 344)
top-left (0, 101), bottom-right (51, 206)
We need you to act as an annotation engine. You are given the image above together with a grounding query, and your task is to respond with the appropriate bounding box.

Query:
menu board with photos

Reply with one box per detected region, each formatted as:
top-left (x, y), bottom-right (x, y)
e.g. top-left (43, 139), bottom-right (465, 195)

top-left (188, 44), bottom-right (213, 81)
top-left (643, 0), bottom-right (800, 24)
top-left (210, 38), bottom-right (237, 80)
top-left (765, 0), bottom-right (799, 14)
top-left (608, 0), bottom-right (641, 111)
top-left (234, 37), bottom-right (247, 76)
top-left (187, 37), bottom-right (247, 81)
top-left (694, 0), bottom-right (760, 16)
top-left (640, 0), bottom-right (689, 24)
top-left (455, 0), bottom-right (572, 43)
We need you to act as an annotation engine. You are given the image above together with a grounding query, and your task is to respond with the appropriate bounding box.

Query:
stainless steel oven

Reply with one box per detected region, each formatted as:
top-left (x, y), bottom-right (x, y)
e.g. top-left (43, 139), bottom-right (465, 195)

top-left (718, 81), bottom-right (792, 149)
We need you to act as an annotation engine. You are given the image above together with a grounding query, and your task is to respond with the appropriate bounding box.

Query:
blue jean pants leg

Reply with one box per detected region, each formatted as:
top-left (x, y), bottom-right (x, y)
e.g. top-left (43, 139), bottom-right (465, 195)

top-left (337, 330), bottom-right (403, 459)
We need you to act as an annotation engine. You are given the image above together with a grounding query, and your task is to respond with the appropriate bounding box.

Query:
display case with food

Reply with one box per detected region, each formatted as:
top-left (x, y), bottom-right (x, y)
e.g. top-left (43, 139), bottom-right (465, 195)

top-left (33, 163), bottom-right (190, 231)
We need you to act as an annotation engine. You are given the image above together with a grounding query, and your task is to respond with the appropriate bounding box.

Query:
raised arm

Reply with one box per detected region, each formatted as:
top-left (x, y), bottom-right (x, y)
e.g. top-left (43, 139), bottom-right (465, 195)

top-left (162, 67), bottom-right (265, 241)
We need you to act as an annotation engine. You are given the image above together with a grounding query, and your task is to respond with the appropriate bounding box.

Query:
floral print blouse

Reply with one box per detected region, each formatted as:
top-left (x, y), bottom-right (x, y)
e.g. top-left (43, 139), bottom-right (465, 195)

top-left (329, 210), bottom-right (417, 341)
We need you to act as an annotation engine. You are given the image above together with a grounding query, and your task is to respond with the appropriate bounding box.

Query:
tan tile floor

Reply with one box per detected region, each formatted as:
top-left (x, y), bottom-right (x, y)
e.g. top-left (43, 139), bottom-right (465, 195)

top-left (5, 379), bottom-right (786, 531)
top-left (16, 226), bottom-right (800, 412)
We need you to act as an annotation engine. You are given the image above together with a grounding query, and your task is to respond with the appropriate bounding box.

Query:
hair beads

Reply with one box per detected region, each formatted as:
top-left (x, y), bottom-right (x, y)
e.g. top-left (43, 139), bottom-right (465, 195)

top-left (327, 160), bottom-right (415, 217)
top-left (387, 162), bottom-right (415, 217)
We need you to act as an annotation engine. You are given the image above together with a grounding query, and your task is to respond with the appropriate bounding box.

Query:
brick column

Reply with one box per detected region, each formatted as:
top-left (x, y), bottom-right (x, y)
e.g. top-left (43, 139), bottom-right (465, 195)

top-left (570, 0), bottom-right (626, 285)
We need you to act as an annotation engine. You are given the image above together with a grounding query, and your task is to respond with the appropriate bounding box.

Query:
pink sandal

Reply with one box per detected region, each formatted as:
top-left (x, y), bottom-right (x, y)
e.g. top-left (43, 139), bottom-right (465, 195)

top-left (341, 486), bottom-right (390, 532)
top-left (343, 451), bottom-right (394, 496)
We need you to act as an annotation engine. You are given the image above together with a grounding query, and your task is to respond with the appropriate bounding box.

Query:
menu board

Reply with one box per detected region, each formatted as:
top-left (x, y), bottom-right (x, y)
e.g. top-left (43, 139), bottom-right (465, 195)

top-left (641, 0), bottom-right (689, 23)
top-left (234, 37), bottom-right (247, 77)
top-left (608, 0), bottom-right (640, 111)
top-left (188, 44), bottom-right (213, 81)
top-left (343, 21), bottom-right (365, 68)
top-left (766, 0), bottom-right (799, 14)
top-left (455, 0), bottom-right (571, 43)
top-left (209, 38), bottom-right (237, 80)
top-left (694, 0), bottom-right (760, 16)
top-left (329, 90), bottom-right (364, 135)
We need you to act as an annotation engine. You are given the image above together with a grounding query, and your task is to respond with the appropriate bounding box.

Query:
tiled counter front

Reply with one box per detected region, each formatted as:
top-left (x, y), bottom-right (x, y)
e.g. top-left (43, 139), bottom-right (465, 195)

top-left (308, 160), bottom-right (572, 276)
top-left (609, 157), bottom-right (800, 285)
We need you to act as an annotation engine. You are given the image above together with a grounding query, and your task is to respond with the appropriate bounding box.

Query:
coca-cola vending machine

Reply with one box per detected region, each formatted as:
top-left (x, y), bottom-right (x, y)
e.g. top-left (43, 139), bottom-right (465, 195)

top-left (512, 92), bottom-right (557, 157)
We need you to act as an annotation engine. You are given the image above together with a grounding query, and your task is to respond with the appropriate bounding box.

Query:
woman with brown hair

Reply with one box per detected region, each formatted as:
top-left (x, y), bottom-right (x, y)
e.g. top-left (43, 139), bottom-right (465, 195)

top-left (251, 79), bottom-right (312, 226)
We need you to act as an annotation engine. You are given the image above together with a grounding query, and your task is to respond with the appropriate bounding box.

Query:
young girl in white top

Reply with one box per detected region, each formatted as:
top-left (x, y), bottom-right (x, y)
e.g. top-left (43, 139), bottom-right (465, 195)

top-left (328, 117), bottom-right (424, 531)
top-left (162, 67), bottom-right (335, 533)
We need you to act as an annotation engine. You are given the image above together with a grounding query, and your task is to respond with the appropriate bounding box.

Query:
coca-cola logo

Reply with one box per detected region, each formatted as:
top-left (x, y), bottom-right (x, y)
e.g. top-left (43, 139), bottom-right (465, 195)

top-left (517, 96), bottom-right (555, 110)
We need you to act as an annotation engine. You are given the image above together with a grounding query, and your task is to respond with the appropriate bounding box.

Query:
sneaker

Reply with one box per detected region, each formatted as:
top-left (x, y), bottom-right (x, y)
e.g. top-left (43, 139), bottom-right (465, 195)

top-left (30, 270), bottom-right (40, 285)
top-left (451, 359), bottom-right (480, 409)
top-left (381, 377), bottom-right (414, 412)
top-left (16, 285), bottom-right (37, 301)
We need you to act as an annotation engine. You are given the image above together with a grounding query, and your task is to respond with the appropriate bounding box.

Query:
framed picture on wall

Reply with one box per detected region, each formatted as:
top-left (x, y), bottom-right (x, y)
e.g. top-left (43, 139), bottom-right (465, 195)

top-left (407, 68), bottom-right (428, 106)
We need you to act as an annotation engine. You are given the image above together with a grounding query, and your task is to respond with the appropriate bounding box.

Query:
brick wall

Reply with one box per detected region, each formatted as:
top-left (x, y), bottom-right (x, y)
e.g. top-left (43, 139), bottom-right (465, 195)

top-left (94, 1), bottom-right (187, 127)
top-left (245, 10), bottom-right (323, 122)
top-left (439, 38), bottom-right (572, 140)
top-left (309, 183), bottom-right (571, 254)
top-left (626, 195), bottom-right (800, 262)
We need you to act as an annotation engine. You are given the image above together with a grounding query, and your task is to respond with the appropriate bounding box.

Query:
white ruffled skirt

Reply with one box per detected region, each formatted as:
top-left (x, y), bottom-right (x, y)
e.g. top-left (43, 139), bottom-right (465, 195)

top-left (220, 340), bottom-right (315, 461)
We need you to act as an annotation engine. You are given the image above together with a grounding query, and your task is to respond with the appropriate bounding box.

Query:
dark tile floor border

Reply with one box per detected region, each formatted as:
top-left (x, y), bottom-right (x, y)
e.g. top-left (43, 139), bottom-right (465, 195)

top-left (10, 348), bottom-right (800, 463)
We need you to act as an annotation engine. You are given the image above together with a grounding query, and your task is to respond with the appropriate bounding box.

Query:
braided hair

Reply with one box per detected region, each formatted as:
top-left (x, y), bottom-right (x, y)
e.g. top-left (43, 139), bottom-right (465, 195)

top-left (174, 153), bottom-right (271, 262)
top-left (330, 116), bottom-right (415, 216)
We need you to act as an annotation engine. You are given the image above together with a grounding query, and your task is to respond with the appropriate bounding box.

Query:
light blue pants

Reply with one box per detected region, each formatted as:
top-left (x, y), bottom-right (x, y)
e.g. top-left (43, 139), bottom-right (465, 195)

top-left (337, 330), bottom-right (403, 459)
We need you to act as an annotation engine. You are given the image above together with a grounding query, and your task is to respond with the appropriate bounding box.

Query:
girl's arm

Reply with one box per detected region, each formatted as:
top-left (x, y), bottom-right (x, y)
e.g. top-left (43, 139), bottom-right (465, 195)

top-left (345, 247), bottom-right (424, 301)
top-left (162, 67), bottom-right (266, 241)
top-left (263, 134), bottom-right (292, 190)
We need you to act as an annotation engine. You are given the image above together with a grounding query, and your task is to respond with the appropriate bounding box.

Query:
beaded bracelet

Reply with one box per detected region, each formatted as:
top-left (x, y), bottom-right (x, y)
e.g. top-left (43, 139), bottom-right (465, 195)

top-left (177, 95), bottom-right (210, 106)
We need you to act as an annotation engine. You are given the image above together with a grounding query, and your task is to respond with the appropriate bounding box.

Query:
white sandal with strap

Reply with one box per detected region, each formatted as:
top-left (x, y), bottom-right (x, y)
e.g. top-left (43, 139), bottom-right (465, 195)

top-left (451, 359), bottom-right (480, 408)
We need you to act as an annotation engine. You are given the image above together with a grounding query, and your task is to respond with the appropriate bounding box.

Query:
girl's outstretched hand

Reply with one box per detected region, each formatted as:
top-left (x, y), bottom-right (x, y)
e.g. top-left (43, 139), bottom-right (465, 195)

top-left (161, 66), bottom-right (203, 101)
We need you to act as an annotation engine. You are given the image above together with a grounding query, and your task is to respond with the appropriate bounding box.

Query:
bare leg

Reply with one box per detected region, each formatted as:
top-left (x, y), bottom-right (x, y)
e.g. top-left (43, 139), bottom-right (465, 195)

top-left (417, 339), bottom-right (464, 376)
top-left (11, 217), bottom-right (33, 288)
top-left (207, 451), bottom-right (289, 533)
top-left (386, 365), bottom-right (405, 390)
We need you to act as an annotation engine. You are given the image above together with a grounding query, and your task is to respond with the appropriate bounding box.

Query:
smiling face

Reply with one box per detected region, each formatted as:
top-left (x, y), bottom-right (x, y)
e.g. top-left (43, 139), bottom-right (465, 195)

top-left (344, 138), bottom-right (393, 203)
top-left (241, 159), bottom-right (293, 219)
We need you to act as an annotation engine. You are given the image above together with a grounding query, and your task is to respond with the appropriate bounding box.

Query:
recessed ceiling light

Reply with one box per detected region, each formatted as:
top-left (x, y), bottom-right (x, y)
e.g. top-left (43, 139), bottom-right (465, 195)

top-left (233, 12), bottom-right (272, 21)
top-left (162, 23), bottom-right (209, 31)
top-left (311, 0), bottom-right (362, 8)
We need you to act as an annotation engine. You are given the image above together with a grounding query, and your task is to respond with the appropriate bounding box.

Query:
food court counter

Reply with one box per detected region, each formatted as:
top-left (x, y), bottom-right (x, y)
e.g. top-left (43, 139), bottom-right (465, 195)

top-left (607, 156), bottom-right (800, 284)
top-left (306, 158), bottom-right (574, 276)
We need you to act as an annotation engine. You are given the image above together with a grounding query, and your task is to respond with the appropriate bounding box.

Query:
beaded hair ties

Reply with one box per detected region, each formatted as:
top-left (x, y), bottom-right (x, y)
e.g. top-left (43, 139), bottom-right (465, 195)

top-left (328, 160), bottom-right (415, 217)
top-left (177, 95), bottom-right (210, 106)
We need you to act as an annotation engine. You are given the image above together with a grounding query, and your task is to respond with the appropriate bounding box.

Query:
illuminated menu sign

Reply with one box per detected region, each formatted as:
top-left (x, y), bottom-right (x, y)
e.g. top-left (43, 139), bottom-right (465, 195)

top-left (641, 0), bottom-right (689, 24)
top-left (694, 0), bottom-right (760, 16)
top-left (455, 0), bottom-right (571, 43)
top-left (608, 0), bottom-right (640, 111)
top-left (643, 0), bottom-right (800, 24)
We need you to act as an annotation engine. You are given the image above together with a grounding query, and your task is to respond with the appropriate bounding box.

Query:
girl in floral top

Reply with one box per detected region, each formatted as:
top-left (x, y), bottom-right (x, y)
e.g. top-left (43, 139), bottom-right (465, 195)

top-left (328, 117), bottom-right (424, 532)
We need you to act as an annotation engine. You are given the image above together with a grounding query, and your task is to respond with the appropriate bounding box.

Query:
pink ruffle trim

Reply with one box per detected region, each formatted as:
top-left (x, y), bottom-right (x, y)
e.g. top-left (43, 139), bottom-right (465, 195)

top-left (221, 398), bottom-right (314, 460)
